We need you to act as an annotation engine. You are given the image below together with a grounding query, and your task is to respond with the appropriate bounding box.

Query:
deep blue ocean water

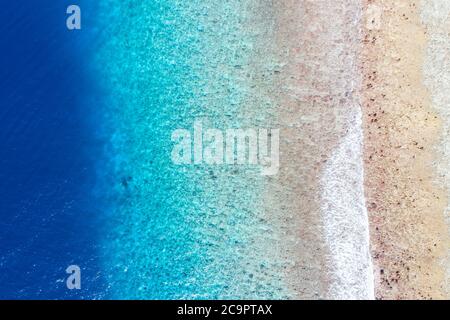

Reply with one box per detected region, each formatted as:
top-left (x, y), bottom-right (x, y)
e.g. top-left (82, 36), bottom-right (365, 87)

top-left (0, 2), bottom-right (106, 299)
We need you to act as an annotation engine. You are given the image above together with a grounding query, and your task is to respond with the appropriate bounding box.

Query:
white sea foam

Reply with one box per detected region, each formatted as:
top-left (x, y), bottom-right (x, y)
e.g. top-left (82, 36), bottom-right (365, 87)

top-left (320, 107), bottom-right (374, 300)
top-left (315, 0), bottom-right (374, 299)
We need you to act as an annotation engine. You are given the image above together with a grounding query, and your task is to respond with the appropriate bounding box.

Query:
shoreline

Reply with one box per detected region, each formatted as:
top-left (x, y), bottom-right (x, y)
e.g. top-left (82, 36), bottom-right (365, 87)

top-left (270, 0), bottom-right (373, 299)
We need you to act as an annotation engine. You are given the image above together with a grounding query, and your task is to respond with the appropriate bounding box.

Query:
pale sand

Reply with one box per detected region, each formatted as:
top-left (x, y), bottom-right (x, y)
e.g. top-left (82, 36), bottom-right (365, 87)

top-left (421, 0), bottom-right (450, 298)
top-left (362, 0), bottom-right (450, 299)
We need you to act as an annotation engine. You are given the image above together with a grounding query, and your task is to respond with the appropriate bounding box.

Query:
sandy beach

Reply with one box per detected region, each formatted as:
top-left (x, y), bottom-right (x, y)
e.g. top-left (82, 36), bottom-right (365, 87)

top-left (362, 0), bottom-right (449, 299)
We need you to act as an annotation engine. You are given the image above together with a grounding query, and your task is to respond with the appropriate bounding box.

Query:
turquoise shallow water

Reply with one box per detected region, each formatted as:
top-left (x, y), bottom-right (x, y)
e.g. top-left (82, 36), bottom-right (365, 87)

top-left (94, 0), bottom-right (289, 299)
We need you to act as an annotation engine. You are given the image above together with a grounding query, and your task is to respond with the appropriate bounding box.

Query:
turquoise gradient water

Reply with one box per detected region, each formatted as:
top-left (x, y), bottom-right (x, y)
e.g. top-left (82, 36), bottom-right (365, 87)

top-left (93, 0), bottom-right (289, 299)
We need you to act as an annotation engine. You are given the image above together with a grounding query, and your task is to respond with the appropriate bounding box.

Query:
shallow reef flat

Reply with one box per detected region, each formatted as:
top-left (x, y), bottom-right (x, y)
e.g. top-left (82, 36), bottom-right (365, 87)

top-left (95, 0), bottom-right (291, 299)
